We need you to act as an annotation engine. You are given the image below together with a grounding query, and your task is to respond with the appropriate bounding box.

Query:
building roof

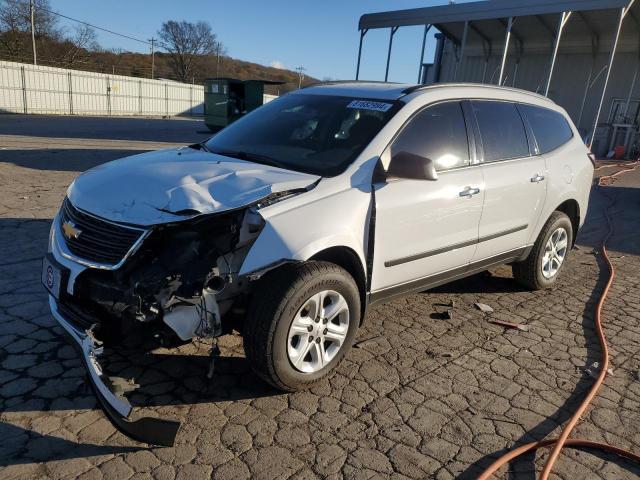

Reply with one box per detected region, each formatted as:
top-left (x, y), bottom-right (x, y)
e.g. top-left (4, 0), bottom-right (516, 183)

top-left (359, 0), bottom-right (639, 53)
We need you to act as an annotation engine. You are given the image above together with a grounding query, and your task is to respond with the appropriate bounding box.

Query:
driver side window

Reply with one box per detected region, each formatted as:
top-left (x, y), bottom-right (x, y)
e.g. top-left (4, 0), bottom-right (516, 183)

top-left (391, 101), bottom-right (470, 171)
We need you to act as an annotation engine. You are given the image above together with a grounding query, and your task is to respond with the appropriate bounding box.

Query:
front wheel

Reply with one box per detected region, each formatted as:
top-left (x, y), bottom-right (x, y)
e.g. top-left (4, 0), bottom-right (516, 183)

top-left (512, 211), bottom-right (573, 290)
top-left (244, 261), bottom-right (360, 391)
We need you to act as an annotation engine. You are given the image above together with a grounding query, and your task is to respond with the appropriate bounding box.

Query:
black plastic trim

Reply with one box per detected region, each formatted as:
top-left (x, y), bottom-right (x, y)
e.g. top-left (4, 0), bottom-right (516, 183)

top-left (384, 238), bottom-right (477, 267)
top-left (478, 224), bottom-right (528, 243)
top-left (384, 224), bottom-right (528, 268)
top-left (371, 247), bottom-right (528, 305)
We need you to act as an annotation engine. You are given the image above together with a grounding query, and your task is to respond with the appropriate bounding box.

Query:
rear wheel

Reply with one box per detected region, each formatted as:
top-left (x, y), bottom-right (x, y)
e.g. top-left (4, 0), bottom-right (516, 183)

top-left (512, 211), bottom-right (573, 290)
top-left (244, 261), bottom-right (360, 391)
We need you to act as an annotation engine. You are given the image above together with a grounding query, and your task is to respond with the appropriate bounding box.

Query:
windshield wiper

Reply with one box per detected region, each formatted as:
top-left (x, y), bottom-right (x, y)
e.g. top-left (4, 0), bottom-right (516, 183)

top-left (211, 150), bottom-right (287, 169)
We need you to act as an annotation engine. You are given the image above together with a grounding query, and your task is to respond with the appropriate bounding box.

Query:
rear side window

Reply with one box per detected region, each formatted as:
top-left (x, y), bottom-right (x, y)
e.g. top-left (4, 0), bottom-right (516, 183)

top-left (391, 101), bottom-right (470, 171)
top-left (472, 101), bottom-right (529, 162)
top-left (520, 104), bottom-right (574, 154)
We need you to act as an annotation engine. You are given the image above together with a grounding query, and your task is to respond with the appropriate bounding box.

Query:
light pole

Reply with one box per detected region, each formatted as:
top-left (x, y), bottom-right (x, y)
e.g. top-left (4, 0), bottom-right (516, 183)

top-left (30, 0), bottom-right (37, 65)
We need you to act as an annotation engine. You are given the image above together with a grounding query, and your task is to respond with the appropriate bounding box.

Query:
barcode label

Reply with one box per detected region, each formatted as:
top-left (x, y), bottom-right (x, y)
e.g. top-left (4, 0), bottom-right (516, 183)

top-left (347, 100), bottom-right (393, 112)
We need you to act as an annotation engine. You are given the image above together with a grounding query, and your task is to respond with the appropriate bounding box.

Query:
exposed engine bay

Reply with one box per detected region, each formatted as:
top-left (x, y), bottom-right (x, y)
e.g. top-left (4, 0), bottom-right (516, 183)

top-left (64, 205), bottom-right (266, 347)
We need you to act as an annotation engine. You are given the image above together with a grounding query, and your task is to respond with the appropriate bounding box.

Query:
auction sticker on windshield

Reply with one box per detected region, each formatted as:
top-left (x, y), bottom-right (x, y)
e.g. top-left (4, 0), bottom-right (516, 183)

top-left (347, 100), bottom-right (393, 112)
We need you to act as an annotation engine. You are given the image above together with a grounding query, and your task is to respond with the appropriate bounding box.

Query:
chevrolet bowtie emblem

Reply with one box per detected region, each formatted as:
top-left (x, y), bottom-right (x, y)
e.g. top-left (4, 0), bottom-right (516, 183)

top-left (62, 221), bottom-right (82, 240)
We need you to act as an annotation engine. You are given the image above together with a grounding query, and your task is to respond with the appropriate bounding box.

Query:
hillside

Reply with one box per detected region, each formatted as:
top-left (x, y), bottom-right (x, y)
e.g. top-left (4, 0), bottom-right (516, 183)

top-left (0, 31), bottom-right (319, 94)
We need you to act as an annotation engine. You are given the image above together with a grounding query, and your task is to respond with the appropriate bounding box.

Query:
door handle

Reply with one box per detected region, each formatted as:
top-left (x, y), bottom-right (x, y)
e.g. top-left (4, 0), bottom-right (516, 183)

top-left (459, 187), bottom-right (480, 197)
top-left (530, 174), bottom-right (545, 183)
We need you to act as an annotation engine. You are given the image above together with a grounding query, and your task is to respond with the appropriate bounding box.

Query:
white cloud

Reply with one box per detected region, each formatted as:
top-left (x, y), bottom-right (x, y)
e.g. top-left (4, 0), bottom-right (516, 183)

top-left (270, 60), bottom-right (287, 70)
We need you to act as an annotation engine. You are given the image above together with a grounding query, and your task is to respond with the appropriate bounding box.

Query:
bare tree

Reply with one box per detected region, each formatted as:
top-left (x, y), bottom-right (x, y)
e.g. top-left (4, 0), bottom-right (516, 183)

top-left (158, 20), bottom-right (219, 82)
top-left (59, 24), bottom-right (98, 67)
top-left (295, 66), bottom-right (306, 89)
top-left (0, 0), bottom-right (58, 35)
top-left (0, 0), bottom-right (59, 59)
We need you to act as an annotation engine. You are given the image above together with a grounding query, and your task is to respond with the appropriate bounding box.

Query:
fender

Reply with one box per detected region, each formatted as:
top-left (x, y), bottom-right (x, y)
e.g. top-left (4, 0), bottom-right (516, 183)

top-left (239, 187), bottom-right (371, 277)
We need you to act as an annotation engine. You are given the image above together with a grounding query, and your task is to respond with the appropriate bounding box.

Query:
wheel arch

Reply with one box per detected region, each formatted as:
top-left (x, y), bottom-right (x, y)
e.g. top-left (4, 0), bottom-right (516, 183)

top-left (309, 246), bottom-right (368, 325)
top-left (554, 199), bottom-right (580, 245)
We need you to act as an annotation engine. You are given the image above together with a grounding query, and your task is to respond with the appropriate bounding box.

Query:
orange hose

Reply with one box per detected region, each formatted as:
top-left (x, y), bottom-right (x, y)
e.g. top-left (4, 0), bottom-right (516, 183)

top-left (477, 163), bottom-right (640, 480)
top-left (594, 159), bottom-right (640, 171)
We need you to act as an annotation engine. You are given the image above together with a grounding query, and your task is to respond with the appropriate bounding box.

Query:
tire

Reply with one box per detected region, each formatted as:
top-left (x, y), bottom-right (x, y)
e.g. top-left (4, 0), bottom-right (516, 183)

top-left (512, 211), bottom-right (573, 290)
top-left (244, 261), bottom-right (360, 391)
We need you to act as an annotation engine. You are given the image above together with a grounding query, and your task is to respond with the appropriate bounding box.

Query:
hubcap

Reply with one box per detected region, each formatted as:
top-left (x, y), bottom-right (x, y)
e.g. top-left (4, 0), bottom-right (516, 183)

top-left (542, 227), bottom-right (568, 279)
top-left (287, 290), bottom-right (350, 373)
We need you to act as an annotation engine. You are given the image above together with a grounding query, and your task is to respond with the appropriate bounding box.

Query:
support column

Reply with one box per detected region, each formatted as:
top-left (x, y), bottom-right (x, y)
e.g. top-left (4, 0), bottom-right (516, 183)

top-left (20, 65), bottom-right (27, 114)
top-left (453, 21), bottom-right (469, 81)
top-left (68, 71), bottom-right (73, 115)
top-left (622, 50), bottom-right (640, 121)
top-left (545, 11), bottom-right (572, 97)
top-left (589, 6), bottom-right (630, 150)
top-left (385, 26), bottom-right (399, 82)
top-left (577, 38), bottom-right (601, 130)
top-left (106, 77), bottom-right (112, 116)
top-left (165, 83), bottom-right (169, 117)
top-left (355, 29), bottom-right (368, 80)
top-left (418, 25), bottom-right (432, 83)
top-left (498, 17), bottom-right (513, 86)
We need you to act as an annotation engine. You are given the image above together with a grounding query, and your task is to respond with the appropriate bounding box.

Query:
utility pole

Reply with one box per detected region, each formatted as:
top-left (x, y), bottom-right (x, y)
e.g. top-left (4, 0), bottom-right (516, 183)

top-left (30, 0), bottom-right (37, 65)
top-left (215, 42), bottom-right (221, 77)
top-left (295, 66), bottom-right (306, 89)
top-left (149, 38), bottom-right (156, 79)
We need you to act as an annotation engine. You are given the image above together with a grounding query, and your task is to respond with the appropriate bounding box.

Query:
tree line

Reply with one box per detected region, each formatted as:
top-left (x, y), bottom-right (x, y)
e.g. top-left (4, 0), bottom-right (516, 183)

top-left (0, 0), bottom-right (315, 91)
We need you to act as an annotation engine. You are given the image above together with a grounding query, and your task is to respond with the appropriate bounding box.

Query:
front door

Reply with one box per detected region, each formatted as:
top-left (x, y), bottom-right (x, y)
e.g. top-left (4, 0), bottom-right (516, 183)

top-left (371, 101), bottom-right (484, 293)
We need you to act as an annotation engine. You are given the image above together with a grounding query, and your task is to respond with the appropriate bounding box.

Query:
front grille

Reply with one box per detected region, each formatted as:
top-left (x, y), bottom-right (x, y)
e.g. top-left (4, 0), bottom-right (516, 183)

top-left (60, 198), bottom-right (145, 266)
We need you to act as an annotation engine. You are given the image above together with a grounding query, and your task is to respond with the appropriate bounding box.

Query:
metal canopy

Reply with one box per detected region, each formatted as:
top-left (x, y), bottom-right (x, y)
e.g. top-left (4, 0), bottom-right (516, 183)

top-left (359, 0), bottom-right (630, 31)
top-left (355, 0), bottom-right (640, 154)
top-left (359, 0), bottom-right (640, 55)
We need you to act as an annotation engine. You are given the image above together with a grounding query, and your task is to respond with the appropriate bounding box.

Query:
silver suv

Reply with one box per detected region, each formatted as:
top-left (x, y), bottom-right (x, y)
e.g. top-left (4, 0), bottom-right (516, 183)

top-left (43, 82), bottom-right (593, 443)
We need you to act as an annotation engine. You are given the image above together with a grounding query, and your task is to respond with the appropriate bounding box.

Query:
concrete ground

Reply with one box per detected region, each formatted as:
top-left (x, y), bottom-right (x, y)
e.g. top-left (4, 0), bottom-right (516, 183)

top-left (1, 114), bottom-right (639, 480)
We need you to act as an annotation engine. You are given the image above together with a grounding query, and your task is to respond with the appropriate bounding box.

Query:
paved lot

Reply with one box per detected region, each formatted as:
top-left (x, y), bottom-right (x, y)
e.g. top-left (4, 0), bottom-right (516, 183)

top-left (1, 114), bottom-right (639, 479)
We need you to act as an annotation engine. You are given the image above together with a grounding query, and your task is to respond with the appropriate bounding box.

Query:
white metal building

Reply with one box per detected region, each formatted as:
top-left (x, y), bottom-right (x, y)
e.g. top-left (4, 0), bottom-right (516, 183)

top-left (357, 0), bottom-right (640, 158)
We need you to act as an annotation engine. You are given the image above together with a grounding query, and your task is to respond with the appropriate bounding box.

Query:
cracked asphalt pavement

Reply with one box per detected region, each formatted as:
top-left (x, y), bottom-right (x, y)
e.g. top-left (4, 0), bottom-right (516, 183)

top-left (1, 115), bottom-right (639, 479)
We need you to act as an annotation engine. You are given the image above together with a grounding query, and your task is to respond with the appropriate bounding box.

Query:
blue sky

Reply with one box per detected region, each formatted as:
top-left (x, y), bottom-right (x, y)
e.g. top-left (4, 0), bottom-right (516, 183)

top-left (49, 0), bottom-right (476, 83)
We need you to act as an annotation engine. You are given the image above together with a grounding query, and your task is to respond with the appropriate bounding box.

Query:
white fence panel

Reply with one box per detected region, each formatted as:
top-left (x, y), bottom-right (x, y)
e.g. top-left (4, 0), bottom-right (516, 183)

top-left (0, 62), bottom-right (24, 113)
top-left (140, 79), bottom-right (165, 116)
top-left (25, 66), bottom-right (69, 114)
top-left (72, 70), bottom-right (108, 115)
top-left (0, 60), bottom-right (205, 117)
top-left (110, 76), bottom-right (140, 116)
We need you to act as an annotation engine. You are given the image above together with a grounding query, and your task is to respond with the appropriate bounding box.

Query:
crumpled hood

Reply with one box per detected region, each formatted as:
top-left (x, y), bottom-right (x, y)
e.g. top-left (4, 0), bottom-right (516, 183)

top-left (67, 147), bottom-right (320, 226)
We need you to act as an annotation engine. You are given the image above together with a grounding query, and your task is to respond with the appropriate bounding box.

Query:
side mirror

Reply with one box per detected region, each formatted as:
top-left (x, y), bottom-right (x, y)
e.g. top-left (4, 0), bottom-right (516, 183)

top-left (387, 151), bottom-right (438, 181)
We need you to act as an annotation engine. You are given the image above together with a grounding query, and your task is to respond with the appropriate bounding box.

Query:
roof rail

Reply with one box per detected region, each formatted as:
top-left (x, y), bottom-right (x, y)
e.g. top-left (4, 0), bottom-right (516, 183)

top-left (400, 82), bottom-right (553, 102)
top-left (302, 80), bottom-right (402, 89)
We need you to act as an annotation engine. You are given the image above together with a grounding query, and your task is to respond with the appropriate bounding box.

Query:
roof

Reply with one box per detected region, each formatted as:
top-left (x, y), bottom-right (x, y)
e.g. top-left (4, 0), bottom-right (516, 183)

top-left (295, 81), bottom-right (415, 100)
top-left (359, 0), bottom-right (639, 53)
top-left (294, 81), bottom-right (557, 104)
top-left (360, 0), bottom-right (632, 30)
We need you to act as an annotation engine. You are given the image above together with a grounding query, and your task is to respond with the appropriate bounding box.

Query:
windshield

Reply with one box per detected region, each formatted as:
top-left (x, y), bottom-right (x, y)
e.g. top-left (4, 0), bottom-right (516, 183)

top-left (204, 93), bottom-right (400, 176)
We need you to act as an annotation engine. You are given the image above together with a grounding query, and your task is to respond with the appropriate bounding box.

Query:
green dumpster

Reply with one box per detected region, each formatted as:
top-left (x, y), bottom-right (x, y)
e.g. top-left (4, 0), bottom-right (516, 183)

top-left (203, 78), bottom-right (282, 131)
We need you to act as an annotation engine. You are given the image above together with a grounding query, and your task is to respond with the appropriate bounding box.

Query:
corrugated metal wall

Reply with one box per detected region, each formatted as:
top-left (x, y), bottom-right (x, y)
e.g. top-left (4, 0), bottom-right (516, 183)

top-left (0, 60), bottom-right (205, 117)
top-left (438, 43), bottom-right (640, 144)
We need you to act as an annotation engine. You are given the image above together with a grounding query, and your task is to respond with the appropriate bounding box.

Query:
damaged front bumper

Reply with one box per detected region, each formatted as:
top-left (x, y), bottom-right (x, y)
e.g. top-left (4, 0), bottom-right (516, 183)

top-left (48, 295), bottom-right (180, 446)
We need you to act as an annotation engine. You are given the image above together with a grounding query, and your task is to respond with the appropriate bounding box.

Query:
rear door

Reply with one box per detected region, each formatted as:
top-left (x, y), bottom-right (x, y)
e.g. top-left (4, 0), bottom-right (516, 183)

top-left (471, 100), bottom-right (547, 261)
top-left (371, 101), bottom-right (484, 293)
